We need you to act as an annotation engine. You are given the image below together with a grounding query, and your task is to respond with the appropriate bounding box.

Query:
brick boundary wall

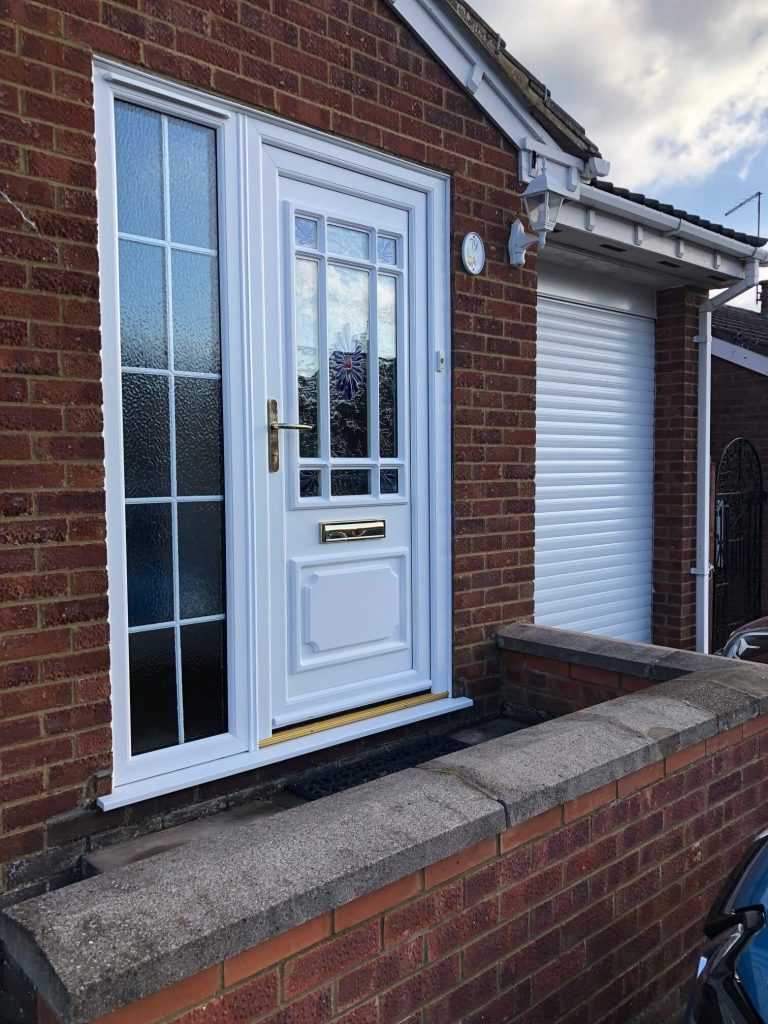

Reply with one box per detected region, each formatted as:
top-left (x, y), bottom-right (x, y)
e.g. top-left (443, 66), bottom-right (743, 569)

top-left (653, 287), bottom-right (706, 651)
top-left (33, 714), bottom-right (768, 1024)
top-left (501, 650), bottom-right (651, 719)
top-left (711, 354), bottom-right (768, 617)
top-left (497, 623), bottom-right (727, 721)
top-left (0, 0), bottom-right (537, 906)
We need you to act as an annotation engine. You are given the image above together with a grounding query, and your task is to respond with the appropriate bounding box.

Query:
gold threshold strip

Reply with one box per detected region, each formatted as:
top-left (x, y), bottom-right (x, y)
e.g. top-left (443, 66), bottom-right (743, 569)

top-left (259, 691), bottom-right (449, 748)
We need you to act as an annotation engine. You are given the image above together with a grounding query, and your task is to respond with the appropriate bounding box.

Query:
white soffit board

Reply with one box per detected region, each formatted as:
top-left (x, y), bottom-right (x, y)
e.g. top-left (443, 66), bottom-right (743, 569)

top-left (538, 262), bottom-right (656, 318)
top-left (535, 295), bottom-right (655, 642)
top-left (712, 337), bottom-right (768, 378)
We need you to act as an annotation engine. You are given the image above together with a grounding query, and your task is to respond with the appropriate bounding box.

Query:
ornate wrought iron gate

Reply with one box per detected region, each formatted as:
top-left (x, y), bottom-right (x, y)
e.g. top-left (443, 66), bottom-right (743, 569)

top-left (713, 438), bottom-right (764, 650)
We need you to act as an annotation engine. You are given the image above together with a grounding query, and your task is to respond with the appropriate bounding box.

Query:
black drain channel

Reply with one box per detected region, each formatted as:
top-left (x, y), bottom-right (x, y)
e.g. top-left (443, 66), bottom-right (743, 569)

top-left (286, 735), bottom-right (469, 801)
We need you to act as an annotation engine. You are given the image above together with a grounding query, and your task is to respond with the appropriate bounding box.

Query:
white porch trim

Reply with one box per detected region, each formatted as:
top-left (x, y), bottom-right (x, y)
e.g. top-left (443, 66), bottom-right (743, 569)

top-left (712, 336), bottom-right (768, 378)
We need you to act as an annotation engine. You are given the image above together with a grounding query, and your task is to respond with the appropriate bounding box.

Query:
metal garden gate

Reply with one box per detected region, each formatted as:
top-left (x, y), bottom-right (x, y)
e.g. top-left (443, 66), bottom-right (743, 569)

top-left (713, 438), bottom-right (764, 650)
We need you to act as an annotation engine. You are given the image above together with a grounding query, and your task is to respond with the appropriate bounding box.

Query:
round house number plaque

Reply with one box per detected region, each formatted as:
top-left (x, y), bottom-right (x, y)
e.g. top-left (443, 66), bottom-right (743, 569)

top-left (461, 232), bottom-right (485, 275)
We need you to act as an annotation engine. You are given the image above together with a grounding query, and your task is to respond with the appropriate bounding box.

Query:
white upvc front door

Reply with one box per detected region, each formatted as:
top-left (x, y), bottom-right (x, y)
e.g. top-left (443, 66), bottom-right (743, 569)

top-left (259, 150), bottom-right (435, 737)
top-left (96, 62), bottom-right (463, 808)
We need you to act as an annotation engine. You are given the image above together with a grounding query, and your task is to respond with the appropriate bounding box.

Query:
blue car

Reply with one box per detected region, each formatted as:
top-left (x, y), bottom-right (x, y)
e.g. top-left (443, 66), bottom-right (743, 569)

top-left (686, 829), bottom-right (768, 1023)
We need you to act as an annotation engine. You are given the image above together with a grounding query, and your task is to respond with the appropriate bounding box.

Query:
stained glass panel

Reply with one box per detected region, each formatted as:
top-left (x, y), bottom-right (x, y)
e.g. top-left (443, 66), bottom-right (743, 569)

top-left (295, 216), bottom-right (318, 249)
top-left (380, 469), bottom-right (399, 494)
top-left (299, 469), bottom-right (321, 498)
top-left (328, 264), bottom-right (369, 462)
top-left (328, 224), bottom-right (369, 260)
top-left (377, 235), bottom-right (397, 265)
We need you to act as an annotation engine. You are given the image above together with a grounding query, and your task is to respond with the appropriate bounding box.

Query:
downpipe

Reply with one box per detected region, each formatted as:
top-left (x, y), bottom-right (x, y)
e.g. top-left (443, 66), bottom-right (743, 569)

top-left (694, 259), bottom-right (761, 652)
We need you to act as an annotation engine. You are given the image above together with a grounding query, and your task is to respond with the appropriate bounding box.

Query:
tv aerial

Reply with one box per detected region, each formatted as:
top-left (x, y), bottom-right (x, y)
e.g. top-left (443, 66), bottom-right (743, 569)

top-left (724, 191), bottom-right (762, 303)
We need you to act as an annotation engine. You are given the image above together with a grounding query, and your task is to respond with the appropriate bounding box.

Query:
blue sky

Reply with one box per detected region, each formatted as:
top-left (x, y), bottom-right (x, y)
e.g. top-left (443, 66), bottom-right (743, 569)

top-left (470, 0), bottom-right (768, 302)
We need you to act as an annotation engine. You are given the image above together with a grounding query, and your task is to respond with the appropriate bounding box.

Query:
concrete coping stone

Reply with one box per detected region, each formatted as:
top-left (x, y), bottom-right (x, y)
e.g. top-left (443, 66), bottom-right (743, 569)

top-left (496, 622), bottom-right (727, 680)
top-left (3, 649), bottom-right (768, 1023)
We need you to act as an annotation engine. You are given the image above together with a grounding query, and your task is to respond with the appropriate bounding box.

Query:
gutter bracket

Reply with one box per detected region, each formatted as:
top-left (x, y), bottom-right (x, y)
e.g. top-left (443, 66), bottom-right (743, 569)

top-left (466, 63), bottom-right (484, 95)
top-left (662, 217), bottom-right (684, 238)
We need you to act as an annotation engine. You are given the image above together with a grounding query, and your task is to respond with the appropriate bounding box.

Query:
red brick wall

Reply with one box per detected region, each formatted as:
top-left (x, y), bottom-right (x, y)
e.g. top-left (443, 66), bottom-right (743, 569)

top-left (502, 650), bottom-right (651, 719)
top-left (35, 716), bottom-right (768, 1024)
top-left (711, 355), bottom-right (768, 615)
top-left (653, 287), bottom-right (705, 650)
top-left (0, 1), bottom-right (536, 901)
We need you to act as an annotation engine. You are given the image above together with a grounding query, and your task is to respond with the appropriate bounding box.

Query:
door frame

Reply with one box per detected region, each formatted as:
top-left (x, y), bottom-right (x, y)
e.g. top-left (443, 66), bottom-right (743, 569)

top-left (259, 150), bottom-right (435, 734)
top-left (94, 59), bottom-right (466, 809)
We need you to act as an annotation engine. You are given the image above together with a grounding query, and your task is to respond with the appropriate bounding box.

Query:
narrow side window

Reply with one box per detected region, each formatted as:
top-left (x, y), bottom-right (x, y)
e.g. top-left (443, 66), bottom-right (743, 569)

top-left (113, 101), bottom-right (228, 756)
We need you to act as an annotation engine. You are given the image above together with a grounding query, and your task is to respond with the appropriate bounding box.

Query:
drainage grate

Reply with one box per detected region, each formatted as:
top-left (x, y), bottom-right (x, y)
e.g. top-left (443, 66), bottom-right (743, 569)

top-left (286, 735), bottom-right (469, 801)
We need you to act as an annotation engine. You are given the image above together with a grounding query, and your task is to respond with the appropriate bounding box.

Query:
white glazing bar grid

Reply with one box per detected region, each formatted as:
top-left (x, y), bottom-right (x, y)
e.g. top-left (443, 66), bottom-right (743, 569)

top-left (294, 212), bottom-right (406, 502)
top-left (119, 108), bottom-right (228, 750)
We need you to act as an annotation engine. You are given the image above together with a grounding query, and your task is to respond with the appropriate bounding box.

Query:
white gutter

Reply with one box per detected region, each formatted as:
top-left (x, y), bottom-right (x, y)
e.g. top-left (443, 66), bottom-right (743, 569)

top-left (694, 260), bottom-right (761, 652)
top-left (581, 183), bottom-right (768, 264)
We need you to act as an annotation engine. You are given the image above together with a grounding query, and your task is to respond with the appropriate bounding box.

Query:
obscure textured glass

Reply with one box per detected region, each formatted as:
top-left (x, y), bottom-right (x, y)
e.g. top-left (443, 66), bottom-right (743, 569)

top-left (327, 224), bottom-right (369, 260)
top-left (168, 117), bottom-right (217, 249)
top-left (115, 102), bottom-right (164, 240)
top-left (126, 503), bottom-right (173, 627)
top-left (172, 251), bottom-right (221, 373)
top-left (295, 258), bottom-right (319, 458)
top-left (175, 377), bottom-right (223, 496)
top-left (380, 469), bottom-right (398, 494)
top-left (129, 628), bottom-right (179, 754)
top-left (295, 216), bottom-right (318, 249)
top-left (119, 240), bottom-right (167, 369)
top-left (299, 470), bottom-right (320, 498)
top-left (181, 620), bottom-right (227, 742)
top-left (378, 275), bottom-right (397, 458)
top-left (331, 470), bottom-right (369, 496)
top-left (377, 236), bottom-right (397, 265)
top-left (178, 501), bottom-right (225, 619)
top-left (328, 264), bottom-right (369, 459)
top-left (122, 373), bottom-right (171, 498)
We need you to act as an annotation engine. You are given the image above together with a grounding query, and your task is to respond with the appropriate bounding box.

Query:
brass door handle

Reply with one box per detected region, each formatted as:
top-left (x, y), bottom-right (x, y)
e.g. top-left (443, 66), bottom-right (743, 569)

top-left (268, 398), bottom-right (311, 472)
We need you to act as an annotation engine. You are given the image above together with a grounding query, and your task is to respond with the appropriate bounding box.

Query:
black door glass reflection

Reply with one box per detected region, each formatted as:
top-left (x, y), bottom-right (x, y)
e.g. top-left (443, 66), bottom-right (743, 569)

top-left (181, 620), bottom-right (227, 742)
top-left (178, 502), bottom-right (225, 619)
top-left (126, 503), bottom-right (173, 627)
top-left (129, 628), bottom-right (178, 754)
top-left (175, 377), bottom-right (224, 496)
top-left (331, 470), bottom-right (370, 496)
top-left (122, 373), bottom-right (171, 499)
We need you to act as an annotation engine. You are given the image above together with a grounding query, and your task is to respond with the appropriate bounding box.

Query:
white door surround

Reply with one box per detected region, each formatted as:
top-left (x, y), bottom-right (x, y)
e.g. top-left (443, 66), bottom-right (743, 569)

top-left (94, 61), bottom-right (466, 809)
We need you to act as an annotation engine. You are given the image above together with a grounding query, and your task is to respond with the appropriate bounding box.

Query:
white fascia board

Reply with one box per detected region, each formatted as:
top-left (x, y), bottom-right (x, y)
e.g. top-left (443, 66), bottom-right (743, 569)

top-left (388, 0), bottom-right (584, 194)
top-left (581, 183), bottom-right (768, 266)
top-left (556, 199), bottom-right (752, 282)
top-left (713, 337), bottom-right (768, 377)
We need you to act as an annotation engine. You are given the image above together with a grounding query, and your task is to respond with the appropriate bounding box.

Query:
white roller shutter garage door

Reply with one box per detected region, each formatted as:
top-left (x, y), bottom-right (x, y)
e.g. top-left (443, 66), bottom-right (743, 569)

top-left (535, 295), bottom-right (655, 641)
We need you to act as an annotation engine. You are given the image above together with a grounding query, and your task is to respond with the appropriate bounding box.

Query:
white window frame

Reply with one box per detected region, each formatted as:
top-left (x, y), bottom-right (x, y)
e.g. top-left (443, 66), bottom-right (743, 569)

top-left (94, 59), bottom-right (463, 810)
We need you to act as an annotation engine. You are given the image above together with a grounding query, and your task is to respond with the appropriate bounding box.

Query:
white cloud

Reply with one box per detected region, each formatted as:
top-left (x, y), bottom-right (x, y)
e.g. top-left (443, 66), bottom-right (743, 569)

top-left (470, 0), bottom-right (768, 192)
